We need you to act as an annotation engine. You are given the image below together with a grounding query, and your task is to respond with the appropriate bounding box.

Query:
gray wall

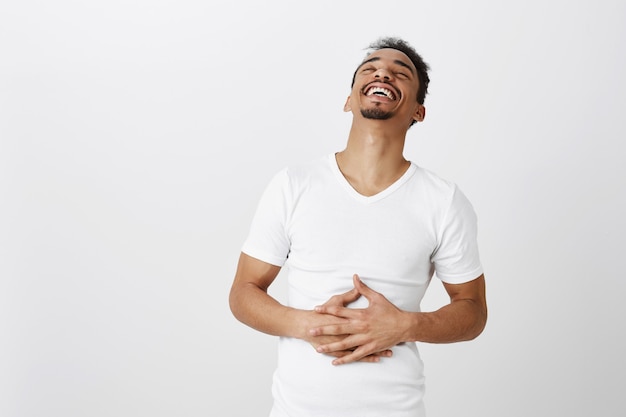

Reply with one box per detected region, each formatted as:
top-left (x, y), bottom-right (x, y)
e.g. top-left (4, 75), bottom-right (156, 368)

top-left (2, 1), bottom-right (624, 416)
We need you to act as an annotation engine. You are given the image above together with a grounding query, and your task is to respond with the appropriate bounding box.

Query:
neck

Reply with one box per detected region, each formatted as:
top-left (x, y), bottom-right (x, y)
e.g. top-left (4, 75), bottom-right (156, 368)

top-left (336, 120), bottom-right (410, 196)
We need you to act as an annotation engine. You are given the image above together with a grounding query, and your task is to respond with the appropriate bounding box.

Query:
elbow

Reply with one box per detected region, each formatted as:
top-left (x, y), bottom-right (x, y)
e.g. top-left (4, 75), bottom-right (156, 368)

top-left (228, 282), bottom-right (259, 325)
top-left (228, 285), bottom-right (243, 321)
top-left (468, 306), bottom-right (488, 340)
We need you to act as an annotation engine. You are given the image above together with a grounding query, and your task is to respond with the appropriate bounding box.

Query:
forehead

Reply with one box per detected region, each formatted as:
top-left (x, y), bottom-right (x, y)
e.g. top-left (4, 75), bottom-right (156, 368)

top-left (359, 48), bottom-right (416, 73)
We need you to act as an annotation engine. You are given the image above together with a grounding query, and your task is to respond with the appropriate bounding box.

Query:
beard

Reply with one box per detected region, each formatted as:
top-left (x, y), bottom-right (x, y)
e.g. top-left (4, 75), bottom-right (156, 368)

top-left (360, 106), bottom-right (393, 120)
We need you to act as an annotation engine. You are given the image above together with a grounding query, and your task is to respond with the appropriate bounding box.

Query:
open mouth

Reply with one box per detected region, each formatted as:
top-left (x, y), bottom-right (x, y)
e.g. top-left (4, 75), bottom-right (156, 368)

top-left (365, 85), bottom-right (396, 100)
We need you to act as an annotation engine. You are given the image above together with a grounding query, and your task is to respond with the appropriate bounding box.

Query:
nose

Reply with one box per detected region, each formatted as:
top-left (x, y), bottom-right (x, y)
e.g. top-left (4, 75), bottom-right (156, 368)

top-left (374, 67), bottom-right (392, 80)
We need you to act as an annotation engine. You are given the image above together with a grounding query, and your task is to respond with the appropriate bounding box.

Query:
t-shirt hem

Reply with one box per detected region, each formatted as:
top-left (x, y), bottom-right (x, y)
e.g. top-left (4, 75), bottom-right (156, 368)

top-left (436, 266), bottom-right (484, 284)
top-left (241, 245), bottom-right (286, 267)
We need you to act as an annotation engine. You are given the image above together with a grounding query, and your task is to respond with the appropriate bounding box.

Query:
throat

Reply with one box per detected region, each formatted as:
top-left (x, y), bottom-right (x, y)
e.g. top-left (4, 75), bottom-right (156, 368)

top-left (335, 153), bottom-right (410, 197)
top-left (344, 177), bottom-right (389, 197)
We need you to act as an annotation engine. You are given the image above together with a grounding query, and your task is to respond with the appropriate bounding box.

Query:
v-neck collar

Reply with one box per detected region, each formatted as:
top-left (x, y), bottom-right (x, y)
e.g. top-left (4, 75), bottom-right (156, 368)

top-left (328, 153), bottom-right (416, 204)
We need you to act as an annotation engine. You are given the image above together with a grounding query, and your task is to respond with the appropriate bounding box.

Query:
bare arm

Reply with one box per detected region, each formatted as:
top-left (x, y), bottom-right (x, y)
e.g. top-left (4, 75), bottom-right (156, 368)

top-left (312, 274), bottom-right (487, 365)
top-left (229, 252), bottom-right (303, 338)
top-left (229, 253), bottom-right (392, 361)
top-left (407, 274), bottom-right (487, 344)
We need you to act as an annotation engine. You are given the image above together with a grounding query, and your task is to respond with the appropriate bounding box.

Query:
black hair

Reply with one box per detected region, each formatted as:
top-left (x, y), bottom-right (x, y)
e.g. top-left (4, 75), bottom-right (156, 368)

top-left (351, 37), bottom-right (430, 106)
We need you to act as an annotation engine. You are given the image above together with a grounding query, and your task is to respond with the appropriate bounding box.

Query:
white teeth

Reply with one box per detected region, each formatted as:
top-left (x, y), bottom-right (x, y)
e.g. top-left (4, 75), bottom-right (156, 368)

top-left (366, 86), bottom-right (395, 100)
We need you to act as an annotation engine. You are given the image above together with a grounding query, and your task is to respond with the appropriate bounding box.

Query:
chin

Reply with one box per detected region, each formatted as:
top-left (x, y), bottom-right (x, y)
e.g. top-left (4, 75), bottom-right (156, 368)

top-left (360, 108), bottom-right (393, 120)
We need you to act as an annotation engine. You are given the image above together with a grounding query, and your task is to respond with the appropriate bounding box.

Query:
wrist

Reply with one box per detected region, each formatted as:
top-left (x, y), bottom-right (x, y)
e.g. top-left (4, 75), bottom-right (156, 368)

top-left (286, 308), bottom-right (316, 340)
top-left (401, 311), bottom-right (422, 343)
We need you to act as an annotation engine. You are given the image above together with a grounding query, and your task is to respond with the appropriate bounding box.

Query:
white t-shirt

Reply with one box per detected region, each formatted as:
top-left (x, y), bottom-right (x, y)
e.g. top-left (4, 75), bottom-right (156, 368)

top-left (242, 154), bottom-right (483, 417)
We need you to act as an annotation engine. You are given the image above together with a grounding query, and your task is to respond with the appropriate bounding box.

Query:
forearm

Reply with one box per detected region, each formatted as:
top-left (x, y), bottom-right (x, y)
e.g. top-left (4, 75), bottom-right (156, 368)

top-left (229, 282), bottom-right (309, 339)
top-left (403, 298), bottom-right (487, 344)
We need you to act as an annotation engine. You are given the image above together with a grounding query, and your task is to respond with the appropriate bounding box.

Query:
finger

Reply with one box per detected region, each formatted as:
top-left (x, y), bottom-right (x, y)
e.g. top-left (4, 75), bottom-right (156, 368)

top-left (318, 350), bottom-right (350, 358)
top-left (331, 343), bottom-right (394, 365)
top-left (357, 355), bottom-right (383, 363)
top-left (335, 286), bottom-right (360, 306)
top-left (315, 337), bottom-right (360, 354)
top-left (322, 350), bottom-right (392, 362)
top-left (331, 345), bottom-right (373, 366)
top-left (313, 304), bottom-right (355, 317)
top-left (353, 274), bottom-right (378, 301)
top-left (316, 286), bottom-right (360, 310)
top-left (376, 349), bottom-right (393, 358)
top-left (309, 322), bottom-right (351, 337)
top-left (354, 350), bottom-right (392, 362)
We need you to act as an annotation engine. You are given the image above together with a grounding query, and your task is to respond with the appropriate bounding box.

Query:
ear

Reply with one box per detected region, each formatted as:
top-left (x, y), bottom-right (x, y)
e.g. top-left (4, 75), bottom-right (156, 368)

top-left (412, 104), bottom-right (426, 123)
top-left (343, 96), bottom-right (352, 112)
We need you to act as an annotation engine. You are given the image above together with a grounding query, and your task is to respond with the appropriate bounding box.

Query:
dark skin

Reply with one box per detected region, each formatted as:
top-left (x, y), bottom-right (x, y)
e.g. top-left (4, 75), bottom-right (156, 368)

top-left (229, 48), bottom-right (487, 365)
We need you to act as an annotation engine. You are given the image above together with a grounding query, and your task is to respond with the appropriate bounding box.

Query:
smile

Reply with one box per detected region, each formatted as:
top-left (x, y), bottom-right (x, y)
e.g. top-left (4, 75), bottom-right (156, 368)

top-left (365, 86), bottom-right (396, 101)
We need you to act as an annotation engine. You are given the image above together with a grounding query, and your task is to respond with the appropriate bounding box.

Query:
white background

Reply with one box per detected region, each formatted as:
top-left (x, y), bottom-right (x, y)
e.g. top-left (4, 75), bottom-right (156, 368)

top-left (1, 1), bottom-right (625, 416)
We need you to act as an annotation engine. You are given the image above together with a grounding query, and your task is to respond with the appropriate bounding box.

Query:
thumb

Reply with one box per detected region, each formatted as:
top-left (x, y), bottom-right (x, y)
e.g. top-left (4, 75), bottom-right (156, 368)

top-left (353, 274), bottom-right (376, 299)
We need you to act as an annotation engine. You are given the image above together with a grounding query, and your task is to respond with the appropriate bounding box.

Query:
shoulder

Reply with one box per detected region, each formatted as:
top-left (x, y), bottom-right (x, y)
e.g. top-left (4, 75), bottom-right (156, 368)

top-left (411, 164), bottom-right (459, 198)
top-left (276, 154), bottom-right (334, 189)
top-left (283, 154), bottom-right (331, 178)
top-left (409, 165), bottom-right (477, 216)
top-left (260, 155), bottom-right (334, 204)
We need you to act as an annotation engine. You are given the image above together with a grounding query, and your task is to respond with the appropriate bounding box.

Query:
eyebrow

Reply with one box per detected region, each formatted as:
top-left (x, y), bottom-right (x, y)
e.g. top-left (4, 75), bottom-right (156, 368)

top-left (357, 56), bottom-right (415, 75)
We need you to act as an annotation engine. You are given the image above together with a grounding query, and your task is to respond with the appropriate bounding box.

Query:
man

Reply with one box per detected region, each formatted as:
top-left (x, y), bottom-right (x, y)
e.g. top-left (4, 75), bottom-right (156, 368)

top-left (229, 37), bottom-right (487, 417)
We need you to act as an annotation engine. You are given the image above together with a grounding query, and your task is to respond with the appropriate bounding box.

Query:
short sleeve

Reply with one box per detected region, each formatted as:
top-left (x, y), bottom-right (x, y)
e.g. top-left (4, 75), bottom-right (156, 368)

top-left (431, 185), bottom-right (483, 284)
top-left (241, 168), bottom-right (291, 267)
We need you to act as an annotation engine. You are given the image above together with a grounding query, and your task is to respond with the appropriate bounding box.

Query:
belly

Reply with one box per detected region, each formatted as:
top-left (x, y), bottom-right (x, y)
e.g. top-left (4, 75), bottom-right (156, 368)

top-left (272, 337), bottom-right (425, 417)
